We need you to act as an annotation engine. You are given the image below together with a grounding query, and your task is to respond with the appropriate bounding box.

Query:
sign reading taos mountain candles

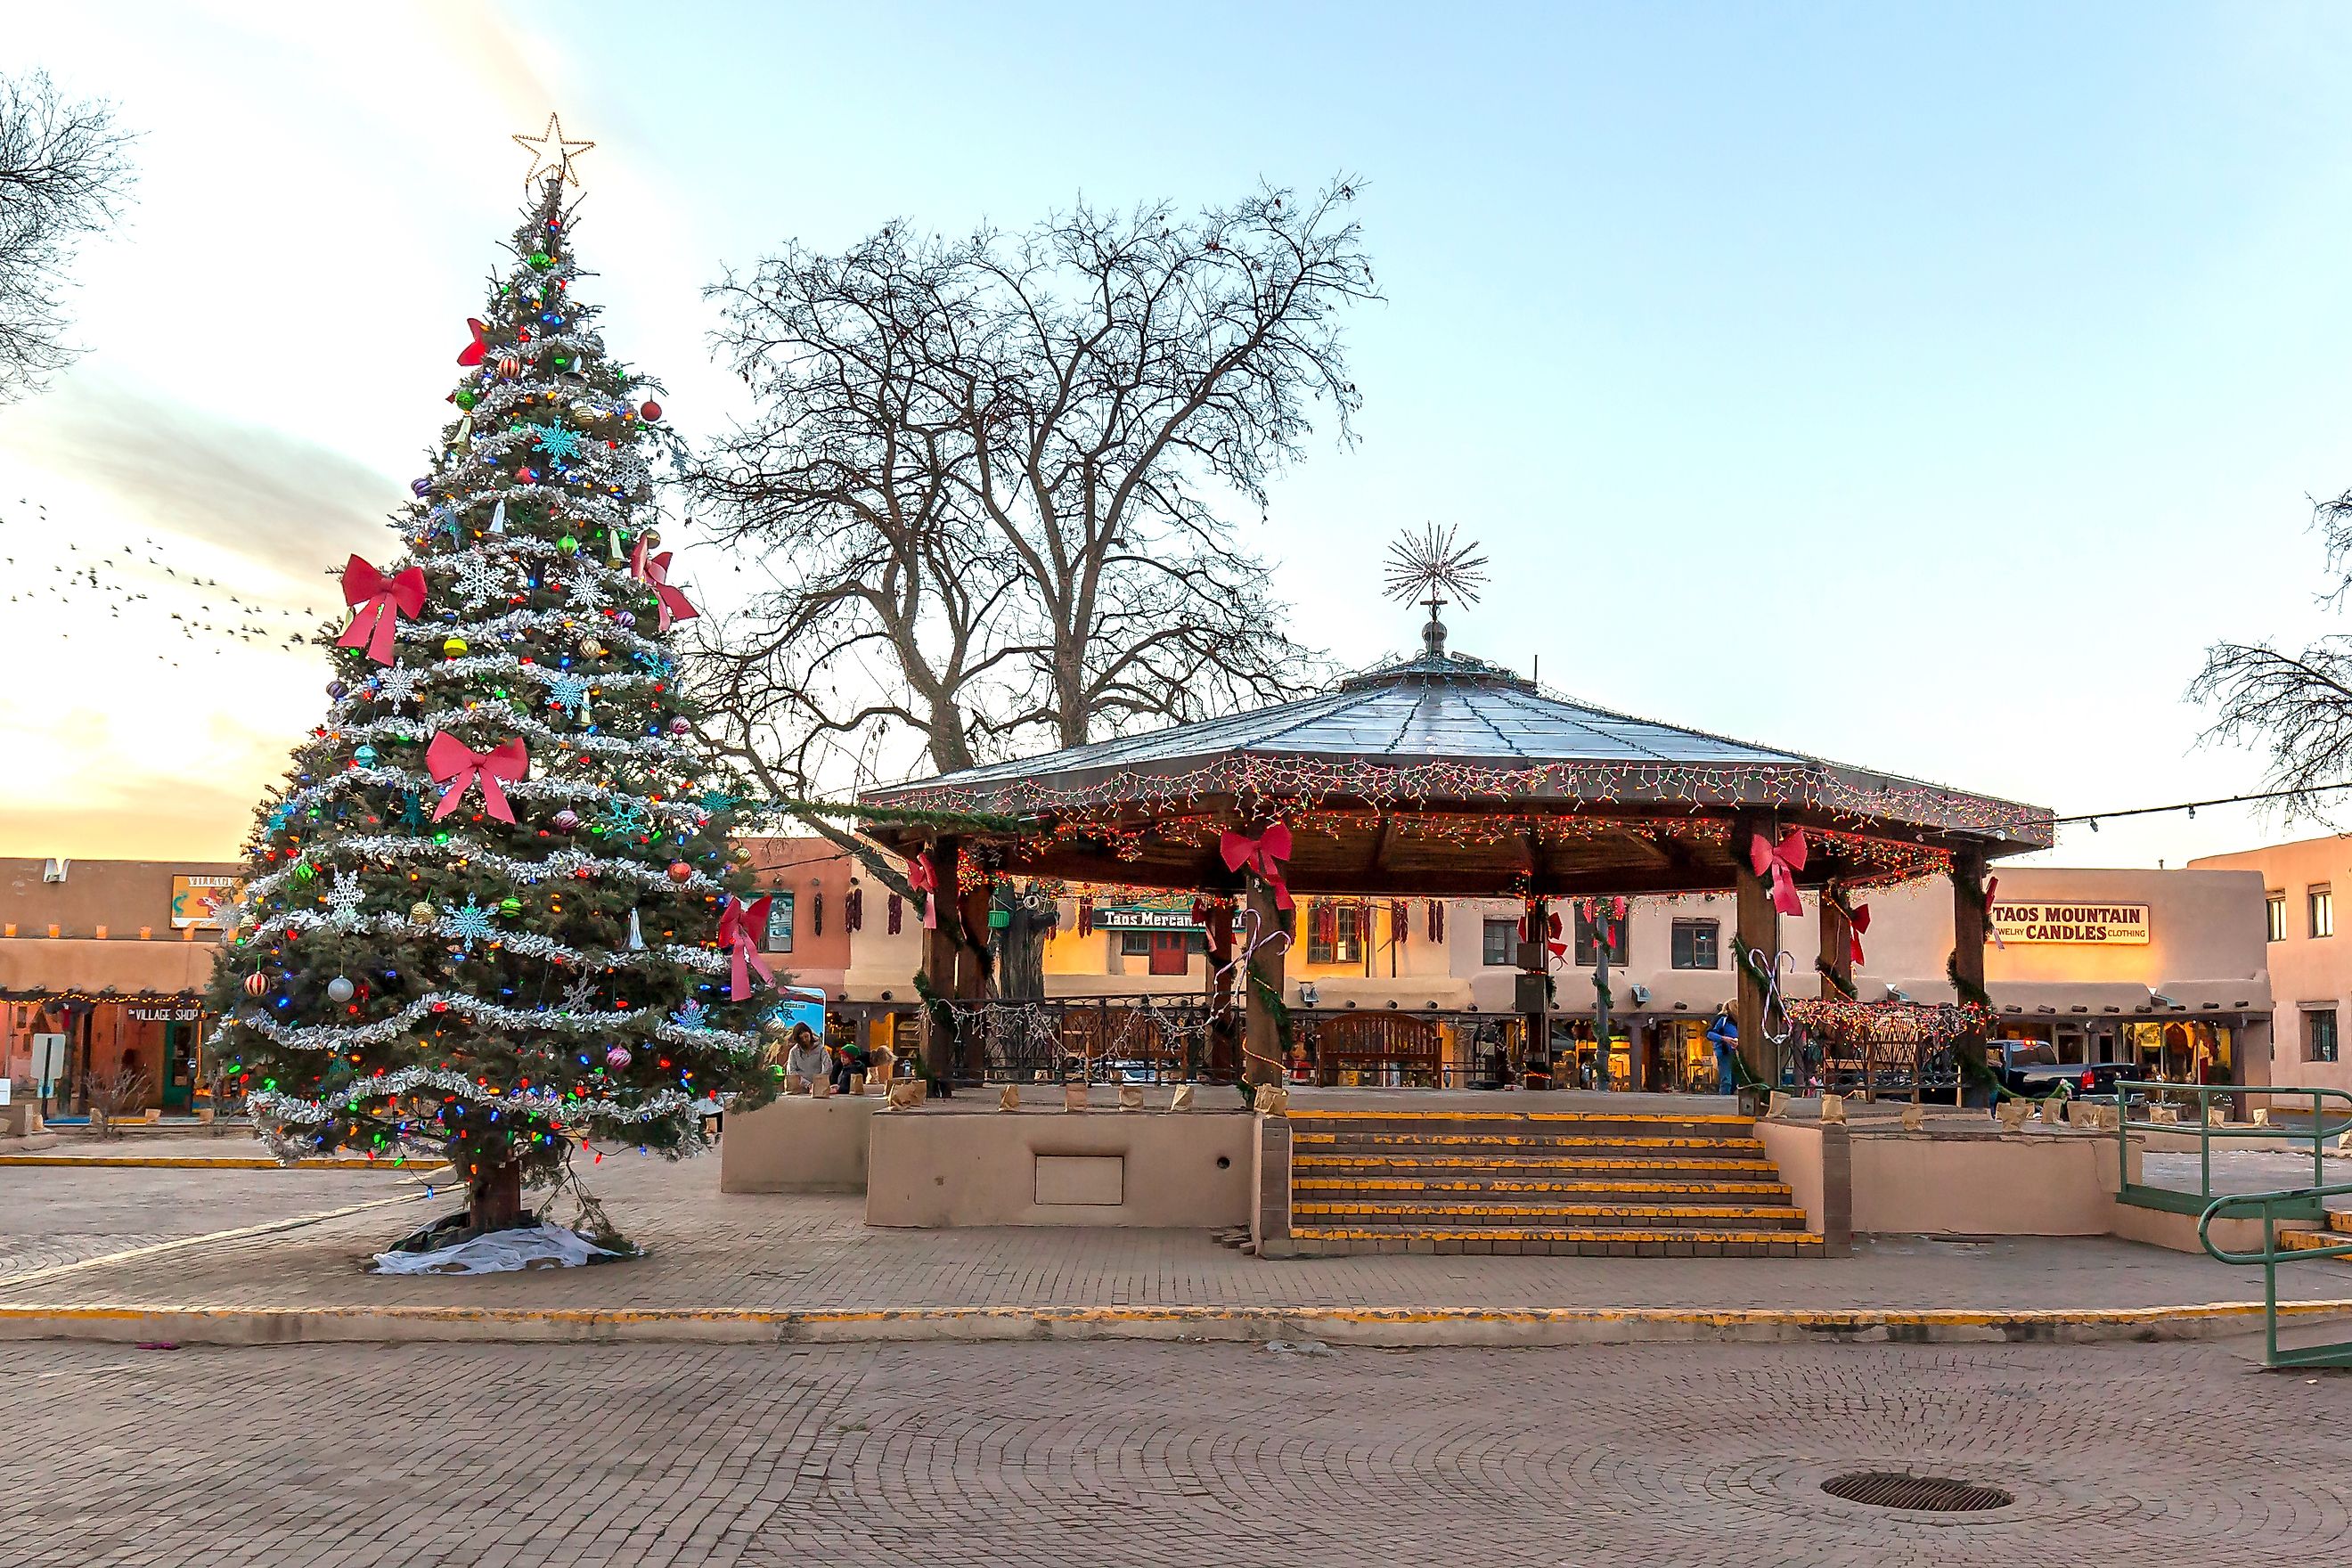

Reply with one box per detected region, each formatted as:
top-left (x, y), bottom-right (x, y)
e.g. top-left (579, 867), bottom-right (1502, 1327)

top-left (1990, 900), bottom-right (2150, 945)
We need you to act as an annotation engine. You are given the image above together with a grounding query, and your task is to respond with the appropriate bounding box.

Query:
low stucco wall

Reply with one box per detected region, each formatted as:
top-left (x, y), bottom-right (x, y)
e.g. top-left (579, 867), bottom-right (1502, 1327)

top-left (1753, 1119), bottom-right (1832, 1240)
top-left (867, 1107), bottom-right (1254, 1228)
top-left (719, 1095), bottom-right (877, 1194)
top-left (1850, 1129), bottom-right (2119, 1237)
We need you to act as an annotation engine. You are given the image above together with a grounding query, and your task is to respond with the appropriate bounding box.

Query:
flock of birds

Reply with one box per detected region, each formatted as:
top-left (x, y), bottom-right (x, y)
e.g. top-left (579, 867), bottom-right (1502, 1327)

top-left (2, 494), bottom-right (325, 666)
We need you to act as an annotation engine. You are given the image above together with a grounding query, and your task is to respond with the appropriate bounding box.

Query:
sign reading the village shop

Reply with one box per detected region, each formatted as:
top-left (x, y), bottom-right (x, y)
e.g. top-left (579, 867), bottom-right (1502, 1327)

top-left (1094, 905), bottom-right (1203, 932)
top-left (170, 874), bottom-right (242, 929)
top-left (127, 1006), bottom-right (202, 1023)
top-left (1990, 900), bottom-right (2151, 945)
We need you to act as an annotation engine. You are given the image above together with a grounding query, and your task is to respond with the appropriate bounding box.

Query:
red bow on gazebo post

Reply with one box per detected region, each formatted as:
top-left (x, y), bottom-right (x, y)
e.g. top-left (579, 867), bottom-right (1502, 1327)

top-left (1220, 821), bottom-right (1294, 910)
top-left (1983, 875), bottom-right (2005, 950)
top-left (1847, 902), bottom-right (1872, 966)
top-left (334, 555), bottom-right (427, 665)
top-left (425, 731), bottom-right (528, 822)
top-left (906, 853), bottom-right (941, 929)
top-left (716, 894), bottom-right (777, 1001)
top-left (629, 541), bottom-right (699, 633)
top-left (1748, 826), bottom-right (1808, 918)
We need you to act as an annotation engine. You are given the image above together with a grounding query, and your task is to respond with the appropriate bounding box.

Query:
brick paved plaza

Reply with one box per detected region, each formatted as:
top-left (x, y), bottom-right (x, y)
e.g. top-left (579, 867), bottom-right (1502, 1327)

top-left (6, 1337), bottom-right (2347, 1567)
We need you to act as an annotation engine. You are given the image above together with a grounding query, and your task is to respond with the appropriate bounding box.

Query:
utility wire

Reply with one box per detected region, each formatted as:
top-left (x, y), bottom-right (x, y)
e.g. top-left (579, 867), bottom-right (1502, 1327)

top-left (2054, 780), bottom-right (2352, 827)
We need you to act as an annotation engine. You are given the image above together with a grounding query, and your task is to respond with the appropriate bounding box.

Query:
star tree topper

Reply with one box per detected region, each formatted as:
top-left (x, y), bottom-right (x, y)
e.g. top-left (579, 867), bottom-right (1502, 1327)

top-left (513, 112), bottom-right (594, 187)
top-left (1383, 522), bottom-right (1489, 654)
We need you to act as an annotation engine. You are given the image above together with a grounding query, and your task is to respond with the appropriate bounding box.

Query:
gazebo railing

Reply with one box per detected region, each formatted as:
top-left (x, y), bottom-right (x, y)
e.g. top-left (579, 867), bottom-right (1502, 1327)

top-left (937, 997), bottom-right (1223, 1085)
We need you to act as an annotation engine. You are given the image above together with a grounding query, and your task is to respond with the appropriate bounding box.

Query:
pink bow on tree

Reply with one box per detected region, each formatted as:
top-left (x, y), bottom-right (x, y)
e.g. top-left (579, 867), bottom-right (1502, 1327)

top-left (715, 894), bottom-right (777, 1001)
top-left (906, 853), bottom-right (940, 929)
top-left (457, 317), bottom-right (488, 367)
top-left (1220, 821), bottom-right (1294, 910)
top-left (1748, 826), bottom-right (1808, 918)
top-left (629, 541), bottom-right (698, 633)
top-left (334, 555), bottom-right (428, 666)
top-left (425, 731), bottom-right (528, 822)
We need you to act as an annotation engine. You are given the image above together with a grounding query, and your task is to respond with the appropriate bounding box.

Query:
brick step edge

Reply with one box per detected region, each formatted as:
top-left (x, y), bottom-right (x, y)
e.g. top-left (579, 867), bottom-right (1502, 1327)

top-left (1294, 1204), bottom-right (1807, 1225)
top-left (1285, 1232), bottom-right (1826, 1258)
top-left (1294, 1136), bottom-right (1767, 1153)
top-left (1294, 1180), bottom-right (1796, 1197)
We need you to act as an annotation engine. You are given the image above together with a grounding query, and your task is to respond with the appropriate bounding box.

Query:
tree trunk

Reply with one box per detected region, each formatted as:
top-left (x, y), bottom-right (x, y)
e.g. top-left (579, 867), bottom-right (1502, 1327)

top-left (999, 900), bottom-right (1048, 1000)
top-left (470, 1158), bottom-right (525, 1232)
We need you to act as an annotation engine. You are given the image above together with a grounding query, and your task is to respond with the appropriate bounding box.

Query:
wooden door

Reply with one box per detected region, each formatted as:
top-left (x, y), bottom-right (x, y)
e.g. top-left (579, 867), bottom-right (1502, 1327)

top-left (1147, 933), bottom-right (1188, 976)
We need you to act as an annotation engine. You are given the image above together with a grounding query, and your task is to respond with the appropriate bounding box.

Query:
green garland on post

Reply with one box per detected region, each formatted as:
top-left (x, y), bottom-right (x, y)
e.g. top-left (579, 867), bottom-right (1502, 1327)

top-left (911, 969), bottom-right (957, 1092)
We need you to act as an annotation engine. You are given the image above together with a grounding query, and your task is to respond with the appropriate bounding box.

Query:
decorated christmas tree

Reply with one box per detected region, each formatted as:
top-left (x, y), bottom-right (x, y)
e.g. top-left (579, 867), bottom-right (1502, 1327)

top-left (205, 138), bottom-right (776, 1237)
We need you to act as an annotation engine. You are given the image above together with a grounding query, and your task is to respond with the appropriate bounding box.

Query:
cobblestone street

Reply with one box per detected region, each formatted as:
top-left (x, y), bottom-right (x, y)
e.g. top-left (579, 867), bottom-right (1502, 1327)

top-left (7, 1338), bottom-right (2347, 1567)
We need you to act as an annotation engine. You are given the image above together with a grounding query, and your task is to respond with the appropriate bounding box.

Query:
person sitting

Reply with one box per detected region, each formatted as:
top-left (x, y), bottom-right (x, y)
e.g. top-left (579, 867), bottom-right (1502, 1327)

top-left (781, 1024), bottom-right (828, 1094)
top-left (830, 1036), bottom-right (872, 1095)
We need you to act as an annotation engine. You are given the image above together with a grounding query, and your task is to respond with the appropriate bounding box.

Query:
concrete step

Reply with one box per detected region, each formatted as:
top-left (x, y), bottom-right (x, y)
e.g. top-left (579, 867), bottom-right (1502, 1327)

top-left (1292, 1201), bottom-right (1809, 1230)
top-left (1290, 1114), bottom-right (1756, 1144)
top-left (2280, 1229), bottom-right (2352, 1258)
top-left (1286, 1227), bottom-right (1826, 1258)
top-left (1294, 1132), bottom-right (1768, 1156)
top-left (1293, 1155), bottom-right (1784, 1180)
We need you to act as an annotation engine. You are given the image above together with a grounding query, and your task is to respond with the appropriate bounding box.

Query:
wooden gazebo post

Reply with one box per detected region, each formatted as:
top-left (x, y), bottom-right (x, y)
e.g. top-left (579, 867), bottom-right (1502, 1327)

top-left (1205, 898), bottom-right (1238, 1081)
top-left (1730, 810), bottom-right (1777, 1090)
top-left (918, 835), bottom-right (968, 1090)
top-left (1950, 849), bottom-right (1990, 1107)
top-left (1241, 876), bottom-right (1287, 1090)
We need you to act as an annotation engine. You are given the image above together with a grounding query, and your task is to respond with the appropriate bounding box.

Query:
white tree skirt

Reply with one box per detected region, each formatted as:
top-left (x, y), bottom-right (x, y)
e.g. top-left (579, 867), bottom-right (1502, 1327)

top-left (372, 1222), bottom-right (621, 1275)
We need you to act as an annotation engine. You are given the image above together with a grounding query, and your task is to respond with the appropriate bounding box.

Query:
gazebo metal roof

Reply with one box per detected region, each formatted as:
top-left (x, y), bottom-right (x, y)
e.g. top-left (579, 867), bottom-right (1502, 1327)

top-left (861, 648), bottom-right (2052, 898)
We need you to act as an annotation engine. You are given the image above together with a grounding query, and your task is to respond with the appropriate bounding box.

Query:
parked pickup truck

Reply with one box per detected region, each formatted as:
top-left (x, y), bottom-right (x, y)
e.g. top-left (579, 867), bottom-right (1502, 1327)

top-left (1990, 1040), bottom-right (2129, 1100)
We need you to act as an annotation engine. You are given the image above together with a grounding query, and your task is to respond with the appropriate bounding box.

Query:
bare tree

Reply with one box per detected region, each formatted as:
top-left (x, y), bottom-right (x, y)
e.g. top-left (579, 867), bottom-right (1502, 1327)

top-left (2193, 492), bottom-right (2352, 801)
top-left (0, 69), bottom-right (135, 403)
top-left (85, 1061), bottom-right (153, 1140)
top-left (690, 179), bottom-right (1376, 992)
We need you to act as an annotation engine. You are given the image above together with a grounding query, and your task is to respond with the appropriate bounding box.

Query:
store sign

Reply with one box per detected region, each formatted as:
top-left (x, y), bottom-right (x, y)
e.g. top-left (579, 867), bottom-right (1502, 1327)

top-left (127, 1006), bottom-right (202, 1023)
top-left (764, 892), bottom-right (796, 954)
top-left (170, 874), bottom-right (242, 930)
top-left (1095, 906), bottom-right (1202, 932)
top-left (1990, 900), bottom-right (2150, 945)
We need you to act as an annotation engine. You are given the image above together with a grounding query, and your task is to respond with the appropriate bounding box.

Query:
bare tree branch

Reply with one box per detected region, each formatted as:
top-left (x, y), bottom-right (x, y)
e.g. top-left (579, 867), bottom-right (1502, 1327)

top-left (0, 69), bottom-right (136, 404)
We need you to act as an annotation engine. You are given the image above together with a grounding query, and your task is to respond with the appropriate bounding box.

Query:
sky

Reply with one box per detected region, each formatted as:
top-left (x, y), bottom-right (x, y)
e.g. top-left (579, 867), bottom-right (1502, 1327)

top-left (5, 1), bottom-right (2352, 870)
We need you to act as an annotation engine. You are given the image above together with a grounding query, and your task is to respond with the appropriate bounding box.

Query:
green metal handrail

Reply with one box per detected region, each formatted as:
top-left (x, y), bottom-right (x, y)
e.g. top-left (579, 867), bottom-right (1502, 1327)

top-left (2113, 1081), bottom-right (2352, 1216)
top-left (2199, 1183), bottom-right (2352, 1368)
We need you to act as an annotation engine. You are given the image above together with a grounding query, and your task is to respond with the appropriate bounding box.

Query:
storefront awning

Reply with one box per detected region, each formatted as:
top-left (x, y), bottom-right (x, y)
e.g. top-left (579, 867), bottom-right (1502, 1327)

top-left (1887, 978), bottom-right (2269, 1017)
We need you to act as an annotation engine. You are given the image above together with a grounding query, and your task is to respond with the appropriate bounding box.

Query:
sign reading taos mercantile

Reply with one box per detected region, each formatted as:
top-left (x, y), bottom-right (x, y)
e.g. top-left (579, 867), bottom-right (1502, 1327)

top-left (1095, 905), bottom-right (1203, 931)
top-left (1990, 900), bottom-right (2150, 945)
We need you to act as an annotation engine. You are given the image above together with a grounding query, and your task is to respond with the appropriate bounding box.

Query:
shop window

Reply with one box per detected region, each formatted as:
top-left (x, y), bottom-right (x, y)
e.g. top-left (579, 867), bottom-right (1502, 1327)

top-left (763, 893), bottom-right (796, 953)
top-left (1482, 919), bottom-right (1517, 968)
top-left (1670, 919), bottom-right (1719, 970)
top-left (1118, 931), bottom-right (1153, 957)
top-left (2309, 1009), bottom-right (2340, 1065)
top-left (1309, 904), bottom-right (1364, 965)
top-left (2266, 892), bottom-right (2288, 943)
top-left (1572, 907), bottom-right (1629, 968)
top-left (2311, 885), bottom-right (2334, 939)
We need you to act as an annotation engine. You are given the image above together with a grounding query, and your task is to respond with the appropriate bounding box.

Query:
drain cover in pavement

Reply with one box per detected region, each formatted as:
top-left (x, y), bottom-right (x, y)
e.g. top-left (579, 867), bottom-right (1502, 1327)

top-left (1821, 1471), bottom-right (2013, 1513)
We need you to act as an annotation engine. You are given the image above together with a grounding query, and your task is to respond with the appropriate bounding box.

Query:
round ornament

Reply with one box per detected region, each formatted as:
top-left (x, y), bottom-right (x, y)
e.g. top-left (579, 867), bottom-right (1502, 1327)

top-left (353, 744), bottom-right (379, 766)
top-left (326, 976), bottom-right (355, 1004)
top-left (666, 861), bottom-right (693, 884)
top-left (551, 809), bottom-right (581, 833)
top-left (326, 681), bottom-right (347, 701)
top-left (605, 1044), bottom-right (633, 1069)
top-left (293, 862), bottom-right (316, 883)
top-left (410, 478), bottom-right (432, 498)
top-left (558, 535), bottom-right (578, 554)
top-left (528, 250), bottom-right (551, 270)
top-left (498, 896), bottom-right (522, 916)
top-left (666, 716), bottom-right (691, 736)
top-left (578, 638), bottom-right (605, 658)
top-left (409, 901), bottom-right (437, 927)
top-left (730, 844), bottom-right (753, 863)
top-left (242, 972), bottom-right (270, 997)
top-left (517, 467), bottom-right (538, 485)
top-left (443, 636), bottom-right (468, 657)
top-left (454, 388), bottom-right (478, 410)
top-left (614, 610), bottom-right (637, 630)
top-left (640, 400), bottom-right (662, 421)
top-left (639, 528), bottom-right (661, 550)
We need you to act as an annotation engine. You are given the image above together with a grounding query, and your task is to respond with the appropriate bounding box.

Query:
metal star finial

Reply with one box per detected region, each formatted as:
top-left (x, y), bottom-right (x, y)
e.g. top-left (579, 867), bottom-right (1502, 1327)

top-left (1383, 524), bottom-right (1488, 652)
top-left (513, 113), bottom-right (594, 188)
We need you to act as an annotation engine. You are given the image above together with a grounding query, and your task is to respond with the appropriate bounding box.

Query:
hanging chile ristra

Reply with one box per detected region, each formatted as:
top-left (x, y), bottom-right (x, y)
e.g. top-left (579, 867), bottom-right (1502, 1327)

top-left (202, 169), bottom-right (779, 1236)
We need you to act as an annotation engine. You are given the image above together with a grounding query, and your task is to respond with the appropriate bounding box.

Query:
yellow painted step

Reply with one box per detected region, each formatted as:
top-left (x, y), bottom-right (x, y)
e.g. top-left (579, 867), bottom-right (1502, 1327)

top-left (2281, 1229), bottom-right (2352, 1258)
top-left (1294, 1154), bottom-right (1777, 1173)
top-left (1286, 1109), bottom-right (1751, 1125)
top-left (1294, 1177), bottom-right (1794, 1198)
top-left (1292, 1226), bottom-right (1823, 1247)
top-left (1292, 1132), bottom-right (1763, 1151)
top-left (1294, 1202), bottom-right (1800, 1222)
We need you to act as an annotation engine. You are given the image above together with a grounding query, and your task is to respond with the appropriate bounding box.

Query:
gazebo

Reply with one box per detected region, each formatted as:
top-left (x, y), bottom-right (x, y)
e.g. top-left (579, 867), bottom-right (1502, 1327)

top-left (860, 555), bottom-right (2051, 1097)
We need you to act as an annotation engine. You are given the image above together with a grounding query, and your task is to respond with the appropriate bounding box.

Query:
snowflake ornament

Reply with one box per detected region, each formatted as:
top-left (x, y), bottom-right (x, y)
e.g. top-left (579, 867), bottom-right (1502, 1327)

top-left (545, 671), bottom-right (592, 719)
top-left (594, 797), bottom-right (648, 837)
top-left (561, 568), bottom-right (609, 612)
top-left (557, 976), bottom-right (600, 1015)
top-left (669, 999), bottom-right (707, 1032)
top-left (443, 898), bottom-right (497, 954)
top-left (372, 666), bottom-right (421, 712)
top-left (323, 869), bottom-right (365, 929)
top-left (452, 552), bottom-right (510, 608)
top-left (525, 421), bottom-right (586, 463)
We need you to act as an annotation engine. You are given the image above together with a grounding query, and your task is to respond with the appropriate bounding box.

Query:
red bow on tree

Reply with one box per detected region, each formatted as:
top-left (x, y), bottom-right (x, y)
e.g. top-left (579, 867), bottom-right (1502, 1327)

top-left (334, 554), bottom-right (427, 666)
top-left (629, 541), bottom-right (699, 633)
top-left (457, 317), bottom-right (489, 367)
top-left (1219, 821), bottom-right (1294, 910)
top-left (1748, 826), bottom-right (1809, 918)
top-left (906, 853), bottom-right (940, 929)
top-left (425, 731), bottom-right (528, 822)
top-left (715, 894), bottom-right (777, 1001)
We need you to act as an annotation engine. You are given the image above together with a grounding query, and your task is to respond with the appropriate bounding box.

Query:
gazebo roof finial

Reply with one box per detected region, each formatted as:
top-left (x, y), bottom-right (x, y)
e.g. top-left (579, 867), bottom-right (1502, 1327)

top-left (1383, 523), bottom-right (1490, 656)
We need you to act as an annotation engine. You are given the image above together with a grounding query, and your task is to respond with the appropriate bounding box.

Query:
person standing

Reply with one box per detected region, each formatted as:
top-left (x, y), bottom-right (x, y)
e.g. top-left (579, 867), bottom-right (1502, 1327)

top-left (1705, 1008), bottom-right (1740, 1096)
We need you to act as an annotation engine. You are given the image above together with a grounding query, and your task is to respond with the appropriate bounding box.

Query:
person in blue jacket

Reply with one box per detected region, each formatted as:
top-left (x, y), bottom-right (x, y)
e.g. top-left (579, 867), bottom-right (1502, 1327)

top-left (1705, 1008), bottom-right (1739, 1095)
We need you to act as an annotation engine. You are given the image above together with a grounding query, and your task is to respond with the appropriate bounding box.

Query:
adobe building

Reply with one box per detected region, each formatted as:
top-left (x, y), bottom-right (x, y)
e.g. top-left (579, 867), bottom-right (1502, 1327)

top-left (2191, 834), bottom-right (2352, 1094)
top-left (0, 857), bottom-right (243, 1115)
